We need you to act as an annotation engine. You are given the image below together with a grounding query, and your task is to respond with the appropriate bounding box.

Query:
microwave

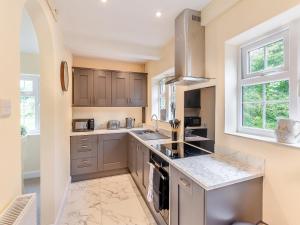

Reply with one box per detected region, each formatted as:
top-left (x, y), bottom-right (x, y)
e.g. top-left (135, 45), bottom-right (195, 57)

top-left (72, 119), bottom-right (95, 132)
top-left (184, 116), bottom-right (201, 127)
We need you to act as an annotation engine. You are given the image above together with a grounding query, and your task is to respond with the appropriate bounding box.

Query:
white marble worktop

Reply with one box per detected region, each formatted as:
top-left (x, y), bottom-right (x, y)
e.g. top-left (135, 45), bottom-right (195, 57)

top-left (70, 128), bottom-right (264, 191)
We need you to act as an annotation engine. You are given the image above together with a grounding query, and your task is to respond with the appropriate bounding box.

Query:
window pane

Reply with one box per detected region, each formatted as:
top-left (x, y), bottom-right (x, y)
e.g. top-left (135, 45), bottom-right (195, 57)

top-left (266, 80), bottom-right (289, 101)
top-left (249, 47), bottom-right (264, 73)
top-left (20, 80), bottom-right (33, 93)
top-left (242, 103), bottom-right (263, 128)
top-left (20, 96), bottom-right (36, 131)
top-left (242, 84), bottom-right (263, 102)
top-left (266, 103), bottom-right (289, 129)
top-left (266, 40), bottom-right (284, 69)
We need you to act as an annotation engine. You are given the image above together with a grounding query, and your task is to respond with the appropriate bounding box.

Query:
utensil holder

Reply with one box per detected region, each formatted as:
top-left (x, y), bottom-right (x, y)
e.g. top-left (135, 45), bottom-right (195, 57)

top-left (171, 129), bottom-right (179, 141)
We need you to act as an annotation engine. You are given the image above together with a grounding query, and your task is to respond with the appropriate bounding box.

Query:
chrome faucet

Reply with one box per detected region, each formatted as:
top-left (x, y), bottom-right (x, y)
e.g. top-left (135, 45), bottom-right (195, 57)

top-left (151, 114), bottom-right (159, 132)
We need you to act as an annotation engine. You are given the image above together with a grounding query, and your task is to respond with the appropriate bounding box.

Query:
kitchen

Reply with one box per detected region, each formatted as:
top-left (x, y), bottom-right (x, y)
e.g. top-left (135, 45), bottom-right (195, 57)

top-left (1, 1), bottom-right (300, 225)
top-left (66, 7), bottom-right (264, 225)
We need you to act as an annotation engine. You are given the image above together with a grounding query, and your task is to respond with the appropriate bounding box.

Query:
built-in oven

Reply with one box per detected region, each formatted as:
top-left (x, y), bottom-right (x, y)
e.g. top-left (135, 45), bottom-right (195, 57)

top-left (149, 151), bottom-right (169, 225)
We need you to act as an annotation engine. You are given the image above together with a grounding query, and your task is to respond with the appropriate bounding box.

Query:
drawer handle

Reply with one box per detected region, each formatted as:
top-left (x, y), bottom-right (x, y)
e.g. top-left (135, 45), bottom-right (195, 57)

top-left (80, 138), bottom-right (88, 141)
top-left (78, 148), bottom-right (91, 152)
top-left (78, 163), bottom-right (91, 168)
top-left (81, 145), bottom-right (89, 148)
top-left (179, 178), bottom-right (191, 187)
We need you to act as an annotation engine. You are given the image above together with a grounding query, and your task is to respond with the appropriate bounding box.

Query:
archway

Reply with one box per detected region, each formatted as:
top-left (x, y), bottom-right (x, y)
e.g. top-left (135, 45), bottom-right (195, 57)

top-left (21, 0), bottom-right (57, 224)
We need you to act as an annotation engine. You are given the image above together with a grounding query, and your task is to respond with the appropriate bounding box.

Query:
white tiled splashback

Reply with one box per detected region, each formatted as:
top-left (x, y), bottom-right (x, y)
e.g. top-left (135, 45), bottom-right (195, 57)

top-left (72, 107), bottom-right (143, 129)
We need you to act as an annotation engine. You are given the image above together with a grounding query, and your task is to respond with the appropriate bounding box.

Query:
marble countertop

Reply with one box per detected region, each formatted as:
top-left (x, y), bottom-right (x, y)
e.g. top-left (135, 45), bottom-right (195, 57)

top-left (70, 128), bottom-right (264, 191)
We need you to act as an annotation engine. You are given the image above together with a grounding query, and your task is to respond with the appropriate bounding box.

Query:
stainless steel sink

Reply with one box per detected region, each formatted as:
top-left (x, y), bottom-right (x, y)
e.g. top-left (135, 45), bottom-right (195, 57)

top-left (132, 129), bottom-right (169, 140)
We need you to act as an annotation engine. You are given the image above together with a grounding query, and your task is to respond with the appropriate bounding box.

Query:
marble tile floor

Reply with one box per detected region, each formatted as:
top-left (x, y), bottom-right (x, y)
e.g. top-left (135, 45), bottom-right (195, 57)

top-left (59, 174), bottom-right (158, 225)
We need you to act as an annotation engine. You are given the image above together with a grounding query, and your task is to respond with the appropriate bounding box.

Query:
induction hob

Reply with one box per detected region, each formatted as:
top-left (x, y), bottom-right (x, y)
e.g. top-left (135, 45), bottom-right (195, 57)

top-left (152, 142), bottom-right (211, 159)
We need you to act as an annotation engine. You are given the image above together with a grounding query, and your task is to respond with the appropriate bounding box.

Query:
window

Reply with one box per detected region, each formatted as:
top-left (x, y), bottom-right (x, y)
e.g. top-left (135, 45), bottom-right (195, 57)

top-left (158, 78), bottom-right (176, 121)
top-left (20, 75), bottom-right (40, 134)
top-left (238, 29), bottom-right (291, 136)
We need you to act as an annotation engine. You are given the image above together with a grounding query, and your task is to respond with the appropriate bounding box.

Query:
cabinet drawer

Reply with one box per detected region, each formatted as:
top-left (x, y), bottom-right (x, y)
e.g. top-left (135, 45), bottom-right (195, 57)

top-left (71, 142), bottom-right (97, 159)
top-left (71, 135), bottom-right (98, 145)
top-left (71, 157), bottom-right (98, 175)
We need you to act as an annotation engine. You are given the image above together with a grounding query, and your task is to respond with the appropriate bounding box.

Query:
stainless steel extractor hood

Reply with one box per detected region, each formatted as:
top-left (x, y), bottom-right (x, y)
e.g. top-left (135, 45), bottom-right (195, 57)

top-left (166, 9), bottom-right (209, 85)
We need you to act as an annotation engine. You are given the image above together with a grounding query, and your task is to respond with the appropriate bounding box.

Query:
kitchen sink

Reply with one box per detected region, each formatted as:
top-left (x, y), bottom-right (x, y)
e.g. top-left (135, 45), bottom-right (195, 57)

top-left (132, 129), bottom-right (169, 140)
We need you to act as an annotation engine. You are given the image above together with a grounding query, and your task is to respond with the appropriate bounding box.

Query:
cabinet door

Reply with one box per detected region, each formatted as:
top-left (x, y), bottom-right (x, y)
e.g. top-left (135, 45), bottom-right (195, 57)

top-left (129, 73), bottom-right (147, 107)
top-left (184, 89), bottom-right (200, 108)
top-left (170, 166), bottom-right (205, 225)
top-left (99, 133), bottom-right (128, 171)
top-left (93, 70), bottom-right (112, 106)
top-left (142, 146), bottom-right (150, 192)
top-left (128, 136), bottom-right (136, 173)
top-left (73, 69), bottom-right (93, 106)
top-left (112, 72), bottom-right (130, 106)
top-left (136, 144), bottom-right (144, 185)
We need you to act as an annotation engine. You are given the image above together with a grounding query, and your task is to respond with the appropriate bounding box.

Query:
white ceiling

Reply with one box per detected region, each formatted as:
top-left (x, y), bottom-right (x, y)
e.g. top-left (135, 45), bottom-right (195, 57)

top-left (54, 0), bottom-right (211, 62)
top-left (20, 10), bottom-right (39, 54)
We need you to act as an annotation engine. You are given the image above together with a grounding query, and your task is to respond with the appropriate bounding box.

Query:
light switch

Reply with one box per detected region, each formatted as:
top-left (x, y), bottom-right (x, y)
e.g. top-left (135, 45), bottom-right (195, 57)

top-left (0, 99), bottom-right (11, 118)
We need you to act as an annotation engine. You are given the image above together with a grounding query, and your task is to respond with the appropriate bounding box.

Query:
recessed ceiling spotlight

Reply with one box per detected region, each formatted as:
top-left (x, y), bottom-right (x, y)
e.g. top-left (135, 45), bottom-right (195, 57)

top-left (101, 0), bottom-right (107, 3)
top-left (156, 11), bottom-right (162, 18)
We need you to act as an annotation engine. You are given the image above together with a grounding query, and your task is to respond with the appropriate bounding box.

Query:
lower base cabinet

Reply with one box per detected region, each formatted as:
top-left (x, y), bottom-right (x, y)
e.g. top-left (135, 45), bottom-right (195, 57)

top-left (99, 133), bottom-right (128, 171)
top-left (170, 166), bottom-right (205, 225)
top-left (170, 165), bottom-right (263, 225)
top-left (70, 133), bottom-right (128, 181)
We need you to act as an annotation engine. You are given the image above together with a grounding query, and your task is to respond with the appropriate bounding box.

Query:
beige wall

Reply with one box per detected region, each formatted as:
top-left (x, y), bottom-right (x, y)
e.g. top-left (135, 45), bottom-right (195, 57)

top-left (73, 107), bottom-right (143, 129)
top-left (72, 56), bottom-right (145, 127)
top-left (0, 0), bottom-right (23, 213)
top-left (146, 0), bottom-right (300, 224)
top-left (0, 1), bottom-right (72, 225)
top-left (20, 52), bottom-right (40, 74)
top-left (205, 1), bottom-right (300, 224)
top-left (73, 55), bottom-right (145, 72)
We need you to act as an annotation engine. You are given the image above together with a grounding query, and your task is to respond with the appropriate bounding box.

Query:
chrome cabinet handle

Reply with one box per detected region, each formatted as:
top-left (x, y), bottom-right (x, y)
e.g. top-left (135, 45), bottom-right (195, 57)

top-left (80, 138), bottom-right (88, 141)
top-left (179, 177), bottom-right (191, 187)
top-left (78, 163), bottom-right (91, 168)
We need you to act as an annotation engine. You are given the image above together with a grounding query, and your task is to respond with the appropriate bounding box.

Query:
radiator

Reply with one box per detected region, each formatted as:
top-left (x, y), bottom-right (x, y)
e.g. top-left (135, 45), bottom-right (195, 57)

top-left (0, 194), bottom-right (37, 225)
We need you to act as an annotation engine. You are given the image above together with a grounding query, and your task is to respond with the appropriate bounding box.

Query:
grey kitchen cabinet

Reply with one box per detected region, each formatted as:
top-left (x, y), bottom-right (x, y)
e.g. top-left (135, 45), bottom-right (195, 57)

top-left (98, 133), bottom-right (128, 171)
top-left (170, 166), bottom-right (205, 225)
top-left (73, 68), bottom-right (147, 107)
top-left (128, 135), bottom-right (137, 175)
top-left (73, 68), bottom-right (112, 107)
top-left (93, 70), bottom-right (112, 106)
top-left (73, 68), bottom-right (94, 106)
top-left (71, 157), bottom-right (98, 176)
top-left (184, 89), bottom-right (200, 108)
top-left (170, 165), bottom-right (263, 225)
top-left (142, 145), bottom-right (150, 192)
top-left (129, 73), bottom-right (147, 107)
top-left (70, 135), bottom-right (98, 176)
top-left (111, 71), bottom-right (130, 106)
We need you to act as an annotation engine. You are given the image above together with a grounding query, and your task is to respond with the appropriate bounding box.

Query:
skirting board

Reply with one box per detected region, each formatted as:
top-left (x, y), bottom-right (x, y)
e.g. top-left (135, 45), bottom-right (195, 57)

top-left (23, 170), bottom-right (40, 179)
top-left (53, 176), bottom-right (71, 225)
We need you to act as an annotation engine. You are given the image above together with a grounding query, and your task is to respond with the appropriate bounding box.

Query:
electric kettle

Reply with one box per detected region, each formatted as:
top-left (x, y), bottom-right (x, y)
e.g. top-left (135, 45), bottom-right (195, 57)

top-left (125, 117), bottom-right (135, 129)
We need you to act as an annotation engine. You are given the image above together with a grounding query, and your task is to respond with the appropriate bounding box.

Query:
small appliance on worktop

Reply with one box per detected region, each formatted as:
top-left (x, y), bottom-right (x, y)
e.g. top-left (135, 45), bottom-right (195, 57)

top-left (107, 120), bottom-right (121, 130)
top-left (72, 118), bottom-right (94, 132)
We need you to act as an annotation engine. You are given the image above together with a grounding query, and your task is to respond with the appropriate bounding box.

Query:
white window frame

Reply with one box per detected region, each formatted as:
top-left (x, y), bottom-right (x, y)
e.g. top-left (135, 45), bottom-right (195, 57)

top-left (156, 78), bottom-right (176, 122)
top-left (20, 74), bottom-right (40, 134)
top-left (237, 28), bottom-right (293, 137)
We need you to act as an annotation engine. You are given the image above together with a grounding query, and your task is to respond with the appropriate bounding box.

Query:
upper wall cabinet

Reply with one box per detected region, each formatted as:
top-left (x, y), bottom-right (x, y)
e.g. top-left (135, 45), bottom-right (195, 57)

top-left (111, 72), bottom-right (130, 107)
top-left (129, 73), bottom-right (147, 107)
top-left (73, 69), bottom-right (94, 106)
top-left (94, 70), bottom-right (112, 107)
top-left (73, 67), bottom-right (147, 107)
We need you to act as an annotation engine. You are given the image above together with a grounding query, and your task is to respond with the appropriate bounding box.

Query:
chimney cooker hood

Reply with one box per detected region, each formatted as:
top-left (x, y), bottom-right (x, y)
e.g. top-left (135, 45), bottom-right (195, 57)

top-left (166, 9), bottom-right (209, 85)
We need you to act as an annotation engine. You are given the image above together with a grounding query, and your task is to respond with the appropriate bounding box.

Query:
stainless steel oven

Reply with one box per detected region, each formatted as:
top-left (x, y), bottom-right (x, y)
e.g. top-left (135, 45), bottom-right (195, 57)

top-left (149, 151), bottom-right (169, 225)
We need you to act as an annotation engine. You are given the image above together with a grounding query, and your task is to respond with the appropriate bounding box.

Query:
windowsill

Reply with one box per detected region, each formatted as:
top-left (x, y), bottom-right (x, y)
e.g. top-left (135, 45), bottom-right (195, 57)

top-left (225, 131), bottom-right (300, 149)
top-left (26, 130), bottom-right (40, 136)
